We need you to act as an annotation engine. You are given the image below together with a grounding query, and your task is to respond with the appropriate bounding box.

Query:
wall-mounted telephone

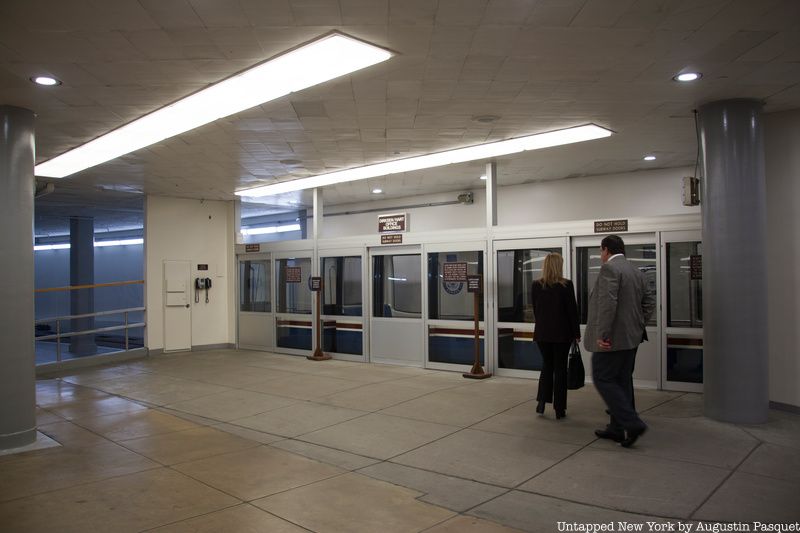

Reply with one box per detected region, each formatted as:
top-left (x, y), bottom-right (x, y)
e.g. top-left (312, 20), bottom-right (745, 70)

top-left (195, 277), bottom-right (212, 303)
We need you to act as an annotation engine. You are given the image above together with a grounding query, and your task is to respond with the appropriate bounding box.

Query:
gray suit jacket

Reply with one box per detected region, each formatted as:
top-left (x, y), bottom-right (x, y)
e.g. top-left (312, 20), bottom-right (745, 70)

top-left (583, 255), bottom-right (656, 352)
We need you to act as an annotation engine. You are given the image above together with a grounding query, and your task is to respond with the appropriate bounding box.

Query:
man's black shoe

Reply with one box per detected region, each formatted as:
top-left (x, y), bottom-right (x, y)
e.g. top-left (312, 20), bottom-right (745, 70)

top-left (594, 428), bottom-right (624, 442)
top-left (621, 426), bottom-right (647, 448)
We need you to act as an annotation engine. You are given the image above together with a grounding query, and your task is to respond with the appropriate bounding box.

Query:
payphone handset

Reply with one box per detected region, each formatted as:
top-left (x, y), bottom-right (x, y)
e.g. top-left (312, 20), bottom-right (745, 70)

top-left (204, 277), bottom-right (212, 303)
top-left (194, 277), bottom-right (213, 303)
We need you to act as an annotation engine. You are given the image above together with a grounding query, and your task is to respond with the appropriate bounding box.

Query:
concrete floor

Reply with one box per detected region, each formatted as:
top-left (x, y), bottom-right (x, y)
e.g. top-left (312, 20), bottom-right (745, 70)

top-left (2, 349), bottom-right (798, 532)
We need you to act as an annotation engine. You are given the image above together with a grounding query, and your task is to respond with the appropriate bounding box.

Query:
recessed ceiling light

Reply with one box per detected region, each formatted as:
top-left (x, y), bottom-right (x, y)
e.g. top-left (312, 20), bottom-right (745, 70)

top-left (371, 188), bottom-right (383, 194)
top-left (643, 155), bottom-right (656, 161)
top-left (472, 115), bottom-right (500, 124)
top-left (34, 32), bottom-right (392, 178)
top-left (479, 175), bottom-right (487, 180)
top-left (673, 72), bottom-right (702, 82)
top-left (238, 124), bottom-right (613, 198)
top-left (31, 76), bottom-right (61, 86)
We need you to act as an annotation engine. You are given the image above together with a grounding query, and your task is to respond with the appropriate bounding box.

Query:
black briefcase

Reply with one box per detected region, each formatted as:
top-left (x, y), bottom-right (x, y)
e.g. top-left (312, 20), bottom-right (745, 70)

top-left (567, 342), bottom-right (585, 390)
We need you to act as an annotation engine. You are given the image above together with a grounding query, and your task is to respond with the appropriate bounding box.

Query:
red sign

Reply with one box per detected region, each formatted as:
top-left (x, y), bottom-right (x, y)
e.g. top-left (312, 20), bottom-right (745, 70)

top-left (443, 262), bottom-right (468, 282)
top-left (285, 266), bottom-right (302, 283)
top-left (378, 213), bottom-right (407, 233)
top-left (381, 234), bottom-right (403, 245)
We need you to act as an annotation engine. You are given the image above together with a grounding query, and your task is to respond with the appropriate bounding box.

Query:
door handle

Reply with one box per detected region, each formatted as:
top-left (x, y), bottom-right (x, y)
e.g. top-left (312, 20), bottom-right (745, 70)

top-left (185, 304), bottom-right (190, 308)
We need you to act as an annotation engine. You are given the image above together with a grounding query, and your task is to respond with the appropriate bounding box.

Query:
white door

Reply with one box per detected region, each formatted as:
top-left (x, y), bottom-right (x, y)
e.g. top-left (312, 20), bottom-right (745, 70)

top-left (163, 260), bottom-right (191, 352)
top-left (493, 237), bottom-right (569, 378)
top-left (237, 253), bottom-right (274, 350)
top-left (319, 248), bottom-right (366, 362)
top-left (660, 230), bottom-right (704, 392)
top-left (369, 245), bottom-right (423, 366)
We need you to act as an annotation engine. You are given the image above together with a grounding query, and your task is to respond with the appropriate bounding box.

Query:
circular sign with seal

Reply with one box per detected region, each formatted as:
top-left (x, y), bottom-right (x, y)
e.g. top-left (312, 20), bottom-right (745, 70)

top-left (443, 281), bottom-right (464, 295)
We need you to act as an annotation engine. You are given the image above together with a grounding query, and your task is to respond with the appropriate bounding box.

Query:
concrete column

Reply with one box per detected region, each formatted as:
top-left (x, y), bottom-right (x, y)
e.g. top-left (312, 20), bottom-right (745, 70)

top-left (485, 161), bottom-right (497, 227)
top-left (69, 216), bottom-right (96, 356)
top-left (698, 99), bottom-right (768, 424)
top-left (0, 106), bottom-right (37, 449)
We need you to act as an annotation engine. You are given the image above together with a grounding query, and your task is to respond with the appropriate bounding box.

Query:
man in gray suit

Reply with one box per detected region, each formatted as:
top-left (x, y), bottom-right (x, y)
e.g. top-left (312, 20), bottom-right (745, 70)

top-left (584, 235), bottom-right (656, 447)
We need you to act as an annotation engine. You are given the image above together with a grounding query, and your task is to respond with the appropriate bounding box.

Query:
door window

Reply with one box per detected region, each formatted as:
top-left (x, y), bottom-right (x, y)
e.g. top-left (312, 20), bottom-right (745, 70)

top-left (276, 257), bottom-right (311, 314)
top-left (576, 244), bottom-right (657, 326)
top-left (372, 254), bottom-right (421, 318)
top-left (239, 260), bottom-right (271, 312)
top-left (321, 256), bottom-right (362, 316)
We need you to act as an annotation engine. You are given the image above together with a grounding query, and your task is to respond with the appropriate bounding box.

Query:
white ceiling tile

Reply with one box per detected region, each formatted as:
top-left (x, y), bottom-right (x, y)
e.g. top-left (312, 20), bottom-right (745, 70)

top-left (289, 0), bottom-right (342, 26)
top-left (388, 0), bottom-right (437, 26)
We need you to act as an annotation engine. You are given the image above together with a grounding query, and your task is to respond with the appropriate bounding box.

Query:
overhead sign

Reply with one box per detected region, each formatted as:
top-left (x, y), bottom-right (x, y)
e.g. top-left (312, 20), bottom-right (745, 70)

top-left (381, 234), bottom-right (403, 245)
top-left (197, 264), bottom-right (209, 271)
top-left (594, 219), bottom-right (629, 233)
top-left (285, 266), bottom-right (302, 283)
top-left (690, 255), bottom-right (702, 280)
top-left (245, 244), bottom-right (260, 253)
top-left (378, 213), bottom-right (408, 233)
top-left (443, 262), bottom-right (468, 282)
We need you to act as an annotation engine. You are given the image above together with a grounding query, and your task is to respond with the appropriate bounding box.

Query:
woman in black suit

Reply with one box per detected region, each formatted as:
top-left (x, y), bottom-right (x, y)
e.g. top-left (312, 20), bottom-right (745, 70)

top-left (531, 253), bottom-right (580, 419)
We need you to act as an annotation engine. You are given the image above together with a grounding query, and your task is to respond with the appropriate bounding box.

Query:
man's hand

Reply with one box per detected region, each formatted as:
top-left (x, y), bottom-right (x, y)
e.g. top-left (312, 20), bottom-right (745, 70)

top-left (597, 338), bottom-right (612, 350)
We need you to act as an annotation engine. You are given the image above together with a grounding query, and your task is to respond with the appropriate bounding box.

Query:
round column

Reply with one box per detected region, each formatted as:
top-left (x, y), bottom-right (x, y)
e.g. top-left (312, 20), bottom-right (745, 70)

top-left (699, 99), bottom-right (768, 424)
top-left (0, 106), bottom-right (37, 449)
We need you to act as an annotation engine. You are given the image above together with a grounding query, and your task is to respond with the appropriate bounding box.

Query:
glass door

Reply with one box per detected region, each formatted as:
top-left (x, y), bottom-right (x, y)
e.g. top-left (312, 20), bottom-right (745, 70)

top-left (237, 253), bottom-right (273, 350)
top-left (369, 245), bottom-right (423, 366)
top-left (274, 252), bottom-right (313, 356)
top-left (493, 237), bottom-right (568, 378)
top-left (320, 248), bottom-right (366, 362)
top-left (661, 230), bottom-right (703, 392)
top-left (572, 234), bottom-right (660, 388)
top-left (425, 242), bottom-right (487, 372)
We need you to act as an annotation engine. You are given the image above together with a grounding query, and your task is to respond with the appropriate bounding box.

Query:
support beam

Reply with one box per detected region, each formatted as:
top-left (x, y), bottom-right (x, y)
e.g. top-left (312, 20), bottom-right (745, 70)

top-left (485, 161), bottom-right (497, 227)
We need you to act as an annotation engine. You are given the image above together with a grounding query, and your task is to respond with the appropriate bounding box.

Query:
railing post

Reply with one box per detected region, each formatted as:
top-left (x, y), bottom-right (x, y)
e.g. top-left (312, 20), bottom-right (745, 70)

top-left (124, 311), bottom-right (129, 351)
top-left (56, 320), bottom-right (61, 362)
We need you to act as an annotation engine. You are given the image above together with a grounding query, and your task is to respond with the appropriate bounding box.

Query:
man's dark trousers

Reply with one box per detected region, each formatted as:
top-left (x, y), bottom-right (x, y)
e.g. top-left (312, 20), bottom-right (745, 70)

top-left (592, 348), bottom-right (646, 432)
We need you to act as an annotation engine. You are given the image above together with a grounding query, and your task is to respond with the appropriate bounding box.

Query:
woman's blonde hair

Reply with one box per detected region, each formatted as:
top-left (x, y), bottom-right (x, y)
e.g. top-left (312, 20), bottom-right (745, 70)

top-left (540, 253), bottom-right (567, 287)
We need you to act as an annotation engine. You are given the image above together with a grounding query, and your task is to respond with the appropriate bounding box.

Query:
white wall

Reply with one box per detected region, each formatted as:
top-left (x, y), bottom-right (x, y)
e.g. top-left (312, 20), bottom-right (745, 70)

top-left (145, 196), bottom-right (235, 351)
top-left (765, 109), bottom-right (800, 408)
top-left (499, 167), bottom-right (699, 225)
top-left (318, 167), bottom-right (698, 238)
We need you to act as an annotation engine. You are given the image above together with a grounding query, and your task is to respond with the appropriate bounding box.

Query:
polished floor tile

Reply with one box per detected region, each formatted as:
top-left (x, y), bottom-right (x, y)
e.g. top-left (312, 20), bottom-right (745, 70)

top-left (393, 428), bottom-right (580, 487)
top-left (738, 442), bottom-right (800, 482)
top-left (74, 409), bottom-right (200, 441)
top-left (165, 388), bottom-right (299, 421)
top-left (471, 490), bottom-right (670, 533)
top-left (173, 445), bottom-right (343, 501)
top-left (378, 388), bottom-right (528, 427)
top-left (693, 471), bottom-right (800, 522)
top-left (15, 351), bottom-right (799, 531)
top-left (519, 448), bottom-right (730, 518)
top-left (359, 461), bottom-right (506, 512)
top-left (233, 401), bottom-right (367, 437)
top-left (148, 503), bottom-right (308, 533)
top-left (253, 472), bottom-right (456, 533)
top-left (319, 381), bottom-right (433, 411)
top-left (0, 440), bottom-right (159, 502)
top-left (119, 426), bottom-right (260, 465)
top-left (0, 468), bottom-right (238, 533)
top-left (299, 412), bottom-right (460, 460)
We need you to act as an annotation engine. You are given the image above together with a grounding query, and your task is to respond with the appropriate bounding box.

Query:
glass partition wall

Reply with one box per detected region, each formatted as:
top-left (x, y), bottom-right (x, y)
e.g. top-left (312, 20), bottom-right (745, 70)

top-left (320, 253), bottom-right (365, 360)
top-left (426, 249), bottom-right (484, 367)
top-left (274, 255), bottom-right (313, 353)
top-left (494, 238), bottom-right (566, 377)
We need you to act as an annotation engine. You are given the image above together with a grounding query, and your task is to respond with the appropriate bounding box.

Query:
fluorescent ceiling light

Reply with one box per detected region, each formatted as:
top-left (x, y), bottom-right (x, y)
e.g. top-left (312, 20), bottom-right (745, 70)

top-left (479, 175), bottom-right (487, 180)
top-left (643, 155), bottom-right (656, 161)
top-left (237, 124), bottom-right (613, 198)
top-left (371, 188), bottom-right (383, 194)
top-left (240, 223), bottom-right (302, 236)
top-left (34, 238), bottom-right (143, 251)
top-left (35, 33), bottom-right (392, 178)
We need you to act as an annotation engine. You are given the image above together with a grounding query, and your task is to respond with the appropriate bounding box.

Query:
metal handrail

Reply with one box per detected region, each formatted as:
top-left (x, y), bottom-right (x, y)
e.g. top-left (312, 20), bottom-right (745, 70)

top-left (34, 307), bottom-right (147, 364)
top-left (35, 306), bottom-right (146, 324)
top-left (35, 279), bottom-right (144, 293)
